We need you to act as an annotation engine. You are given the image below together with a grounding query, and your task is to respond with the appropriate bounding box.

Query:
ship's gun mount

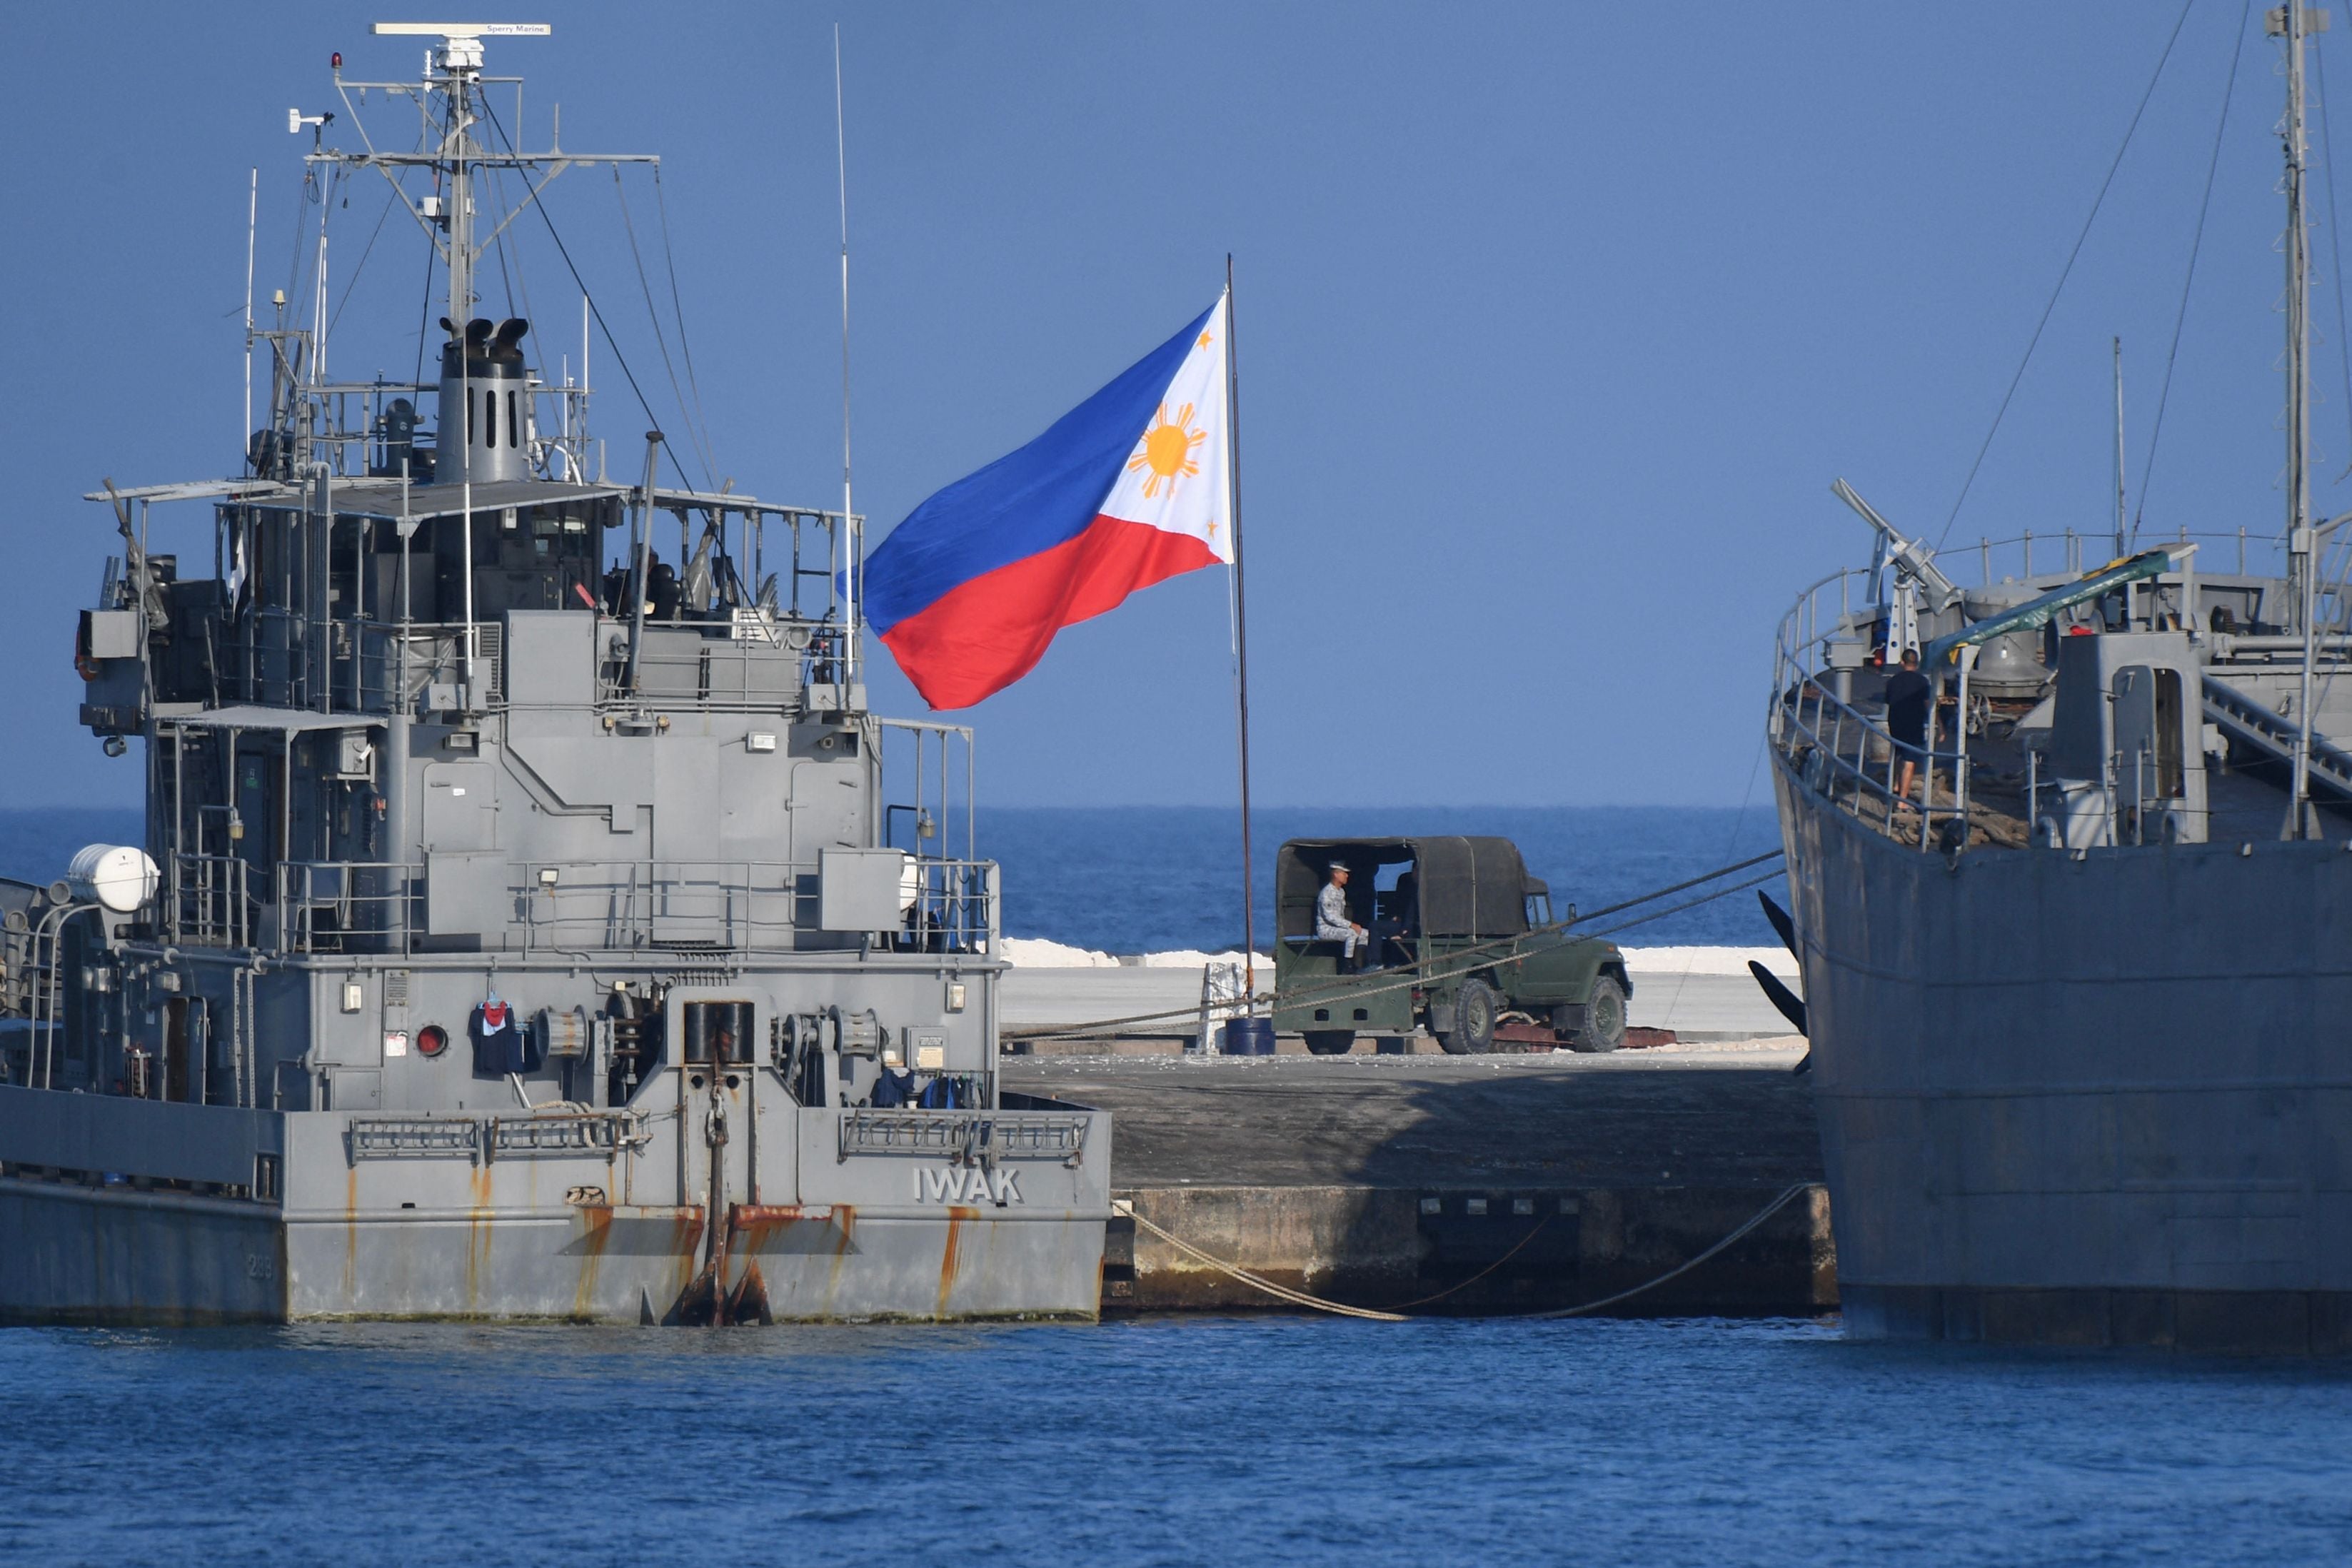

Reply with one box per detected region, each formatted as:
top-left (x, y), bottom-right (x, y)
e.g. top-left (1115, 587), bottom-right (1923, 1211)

top-left (1833, 478), bottom-right (1964, 614)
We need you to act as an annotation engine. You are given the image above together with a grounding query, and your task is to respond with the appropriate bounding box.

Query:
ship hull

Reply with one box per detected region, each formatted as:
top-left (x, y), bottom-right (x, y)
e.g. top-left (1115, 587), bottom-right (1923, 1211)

top-left (1774, 757), bottom-right (2352, 1353)
top-left (0, 1087), bottom-right (1109, 1325)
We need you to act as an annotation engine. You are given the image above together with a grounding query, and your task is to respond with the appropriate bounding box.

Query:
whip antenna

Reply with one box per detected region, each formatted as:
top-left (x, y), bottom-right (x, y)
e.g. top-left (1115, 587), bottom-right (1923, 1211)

top-left (243, 167), bottom-right (257, 466)
top-left (835, 23), bottom-right (857, 684)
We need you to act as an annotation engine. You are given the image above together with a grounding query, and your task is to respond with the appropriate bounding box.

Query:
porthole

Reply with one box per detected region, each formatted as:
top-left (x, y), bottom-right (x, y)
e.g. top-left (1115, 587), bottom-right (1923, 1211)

top-left (416, 1024), bottom-right (449, 1058)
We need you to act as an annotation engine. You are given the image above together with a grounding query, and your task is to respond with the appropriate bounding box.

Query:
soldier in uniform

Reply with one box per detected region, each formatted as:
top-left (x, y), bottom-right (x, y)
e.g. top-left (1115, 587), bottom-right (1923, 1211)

top-left (1316, 863), bottom-right (1370, 967)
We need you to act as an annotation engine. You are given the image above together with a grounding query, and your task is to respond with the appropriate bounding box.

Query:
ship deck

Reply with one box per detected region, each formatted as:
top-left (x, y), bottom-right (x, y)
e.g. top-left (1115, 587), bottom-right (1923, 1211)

top-left (1784, 688), bottom-right (2339, 853)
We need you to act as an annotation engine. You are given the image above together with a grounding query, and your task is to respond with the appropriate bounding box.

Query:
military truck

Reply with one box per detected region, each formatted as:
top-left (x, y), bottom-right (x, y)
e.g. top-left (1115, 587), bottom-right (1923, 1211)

top-left (1270, 836), bottom-right (1631, 1055)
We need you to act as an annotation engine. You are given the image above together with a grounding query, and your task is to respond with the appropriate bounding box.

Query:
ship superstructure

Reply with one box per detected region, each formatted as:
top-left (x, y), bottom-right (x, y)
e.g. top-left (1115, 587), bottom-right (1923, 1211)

top-left (1766, 6), bottom-right (2351, 1351)
top-left (0, 23), bottom-right (1109, 1324)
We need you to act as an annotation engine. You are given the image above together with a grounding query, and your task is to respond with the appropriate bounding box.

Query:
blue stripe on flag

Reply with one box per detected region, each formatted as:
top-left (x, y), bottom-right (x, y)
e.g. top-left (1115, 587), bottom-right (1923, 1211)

top-left (860, 301), bottom-right (1217, 633)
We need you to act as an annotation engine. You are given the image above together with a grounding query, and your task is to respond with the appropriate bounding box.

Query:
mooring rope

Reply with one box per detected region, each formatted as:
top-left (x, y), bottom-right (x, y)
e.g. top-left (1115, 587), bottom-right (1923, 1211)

top-left (1524, 1182), bottom-right (1813, 1320)
top-left (1113, 1181), bottom-right (1815, 1323)
top-left (1116, 1203), bottom-right (1408, 1321)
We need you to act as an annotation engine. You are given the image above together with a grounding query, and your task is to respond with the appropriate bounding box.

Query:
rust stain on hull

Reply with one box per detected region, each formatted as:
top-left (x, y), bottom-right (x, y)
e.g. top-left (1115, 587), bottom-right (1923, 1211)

top-left (727, 1203), bottom-right (838, 1255)
top-left (936, 1205), bottom-right (979, 1320)
top-left (725, 1258), bottom-right (772, 1325)
top-left (820, 1204), bottom-right (859, 1314)
top-left (572, 1205), bottom-right (614, 1321)
top-left (466, 1165), bottom-right (494, 1312)
top-left (343, 1167), bottom-right (358, 1305)
top-left (663, 1209), bottom-right (705, 1320)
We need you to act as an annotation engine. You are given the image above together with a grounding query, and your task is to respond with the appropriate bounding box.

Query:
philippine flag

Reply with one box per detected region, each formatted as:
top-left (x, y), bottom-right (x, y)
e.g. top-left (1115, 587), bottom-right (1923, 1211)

top-left (861, 296), bottom-right (1232, 710)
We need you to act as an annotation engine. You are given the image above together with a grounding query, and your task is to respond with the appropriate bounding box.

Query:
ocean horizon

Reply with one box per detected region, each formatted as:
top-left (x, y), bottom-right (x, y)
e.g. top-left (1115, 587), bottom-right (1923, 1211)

top-left (0, 803), bottom-right (1782, 955)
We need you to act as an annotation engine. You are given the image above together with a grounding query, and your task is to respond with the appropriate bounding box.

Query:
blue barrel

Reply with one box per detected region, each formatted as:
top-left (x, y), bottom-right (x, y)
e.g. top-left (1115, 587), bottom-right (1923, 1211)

top-left (1219, 1017), bottom-right (1276, 1055)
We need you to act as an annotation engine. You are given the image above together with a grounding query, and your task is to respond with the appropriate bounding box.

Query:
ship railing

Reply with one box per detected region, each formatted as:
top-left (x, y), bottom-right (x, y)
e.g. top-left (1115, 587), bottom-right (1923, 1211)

top-left (895, 855), bottom-right (997, 954)
top-left (225, 607), bottom-right (867, 718)
top-left (343, 1110), bottom-right (646, 1165)
top-left (1770, 568), bottom-right (1974, 852)
top-left (1949, 526), bottom-right (2277, 588)
top-left (353, 622), bottom-right (505, 713)
top-left (239, 853), bottom-right (998, 956)
top-left (837, 1108), bottom-right (1092, 1167)
top-left (173, 854), bottom-right (261, 949)
top-left (513, 855), bottom-right (997, 955)
top-left (217, 619), bottom-right (506, 714)
top-left (273, 860), bottom-right (420, 955)
top-left (878, 718), bottom-right (979, 870)
top-left (590, 613), bottom-right (839, 710)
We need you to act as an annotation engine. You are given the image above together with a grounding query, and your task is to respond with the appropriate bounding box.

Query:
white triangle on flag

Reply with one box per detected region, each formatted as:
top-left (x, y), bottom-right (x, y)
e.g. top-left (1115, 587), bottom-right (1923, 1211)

top-left (1097, 293), bottom-right (1233, 565)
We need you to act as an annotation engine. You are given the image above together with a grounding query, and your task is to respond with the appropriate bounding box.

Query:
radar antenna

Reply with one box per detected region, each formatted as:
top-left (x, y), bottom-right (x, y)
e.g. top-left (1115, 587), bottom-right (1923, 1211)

top-left (364, 23), bottom-right (551, 331)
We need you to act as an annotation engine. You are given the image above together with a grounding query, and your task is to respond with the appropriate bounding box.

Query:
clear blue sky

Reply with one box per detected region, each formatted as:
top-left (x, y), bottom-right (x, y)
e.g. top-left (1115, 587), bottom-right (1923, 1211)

top-left (5, 2), bottom-right (2342, 808)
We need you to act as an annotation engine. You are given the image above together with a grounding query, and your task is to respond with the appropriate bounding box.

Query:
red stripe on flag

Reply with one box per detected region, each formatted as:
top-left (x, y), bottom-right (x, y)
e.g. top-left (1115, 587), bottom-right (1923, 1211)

top-left (878, 514), bottom-right (1220, 710)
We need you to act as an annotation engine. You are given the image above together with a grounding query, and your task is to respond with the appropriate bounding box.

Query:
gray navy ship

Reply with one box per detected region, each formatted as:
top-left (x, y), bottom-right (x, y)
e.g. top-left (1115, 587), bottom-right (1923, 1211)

top-left (1770, 6), bottom-right (2351, 1352)
top-left (0, 23), bottom-right (1110, 1323)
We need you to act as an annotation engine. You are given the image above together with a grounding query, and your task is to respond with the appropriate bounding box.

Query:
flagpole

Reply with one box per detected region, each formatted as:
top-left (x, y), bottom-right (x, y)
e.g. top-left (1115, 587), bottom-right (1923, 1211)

top-left (835, 24), bottom-right (858, 688)
top-left (1225, 253), bottom-right (1257, 1007)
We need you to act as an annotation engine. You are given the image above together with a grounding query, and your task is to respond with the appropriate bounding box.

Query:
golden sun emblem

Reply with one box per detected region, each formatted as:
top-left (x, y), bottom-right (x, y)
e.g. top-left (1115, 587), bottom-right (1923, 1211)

top-left (1129, 401), bottom-right (1207, 498)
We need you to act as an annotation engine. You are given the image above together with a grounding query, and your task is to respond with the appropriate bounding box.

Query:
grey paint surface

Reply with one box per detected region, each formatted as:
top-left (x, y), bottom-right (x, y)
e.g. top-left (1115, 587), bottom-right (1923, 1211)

top-left (1775, 758), bottom-right (2352, 1341)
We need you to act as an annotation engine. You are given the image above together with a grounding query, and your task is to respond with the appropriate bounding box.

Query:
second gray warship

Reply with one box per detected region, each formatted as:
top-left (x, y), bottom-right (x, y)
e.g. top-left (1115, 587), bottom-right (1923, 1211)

top-left (1769, 6), bottom-right (2349, 1352)
top-left (0, 23), bottom-right (1110, 1323)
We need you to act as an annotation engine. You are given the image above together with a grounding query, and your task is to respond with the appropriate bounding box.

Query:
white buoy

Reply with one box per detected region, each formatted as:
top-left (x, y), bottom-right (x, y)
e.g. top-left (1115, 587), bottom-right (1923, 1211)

top-left (66, 844), bottom-right (161, 914)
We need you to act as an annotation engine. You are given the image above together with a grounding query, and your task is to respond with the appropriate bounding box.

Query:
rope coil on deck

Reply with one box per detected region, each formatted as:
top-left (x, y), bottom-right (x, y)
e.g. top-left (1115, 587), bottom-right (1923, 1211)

top-left (1112, 1182), bottom-right (1814, 1323)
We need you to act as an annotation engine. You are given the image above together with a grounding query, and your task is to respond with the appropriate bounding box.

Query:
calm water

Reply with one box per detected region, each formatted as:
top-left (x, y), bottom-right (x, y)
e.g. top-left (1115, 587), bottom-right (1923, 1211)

top-left (0, 803), bottom-right (1784, 955)
top-left (1, 1315), bottom-right (2347, 1566)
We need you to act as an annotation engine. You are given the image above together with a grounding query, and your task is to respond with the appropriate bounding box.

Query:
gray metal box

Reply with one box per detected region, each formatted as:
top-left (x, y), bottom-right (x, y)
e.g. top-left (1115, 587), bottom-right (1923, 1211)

top-left (426, 850), bottom-right (509, 937)
top-left (503, 610), bottom-right (595, 708)
top-left (85, 609), bottom-right (144, 660)
top-left (818, 848), bottom-right (909, 933)
top-left (331, 729), bottom-right (374, 780)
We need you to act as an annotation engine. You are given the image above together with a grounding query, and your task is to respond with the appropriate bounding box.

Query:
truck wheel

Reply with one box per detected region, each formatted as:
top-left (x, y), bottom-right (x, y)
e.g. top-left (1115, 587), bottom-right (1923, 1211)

top-left (1302, 1030), bottom-right (1355, 1056)
top-left (1566, 975), bottom-right (1627, 1054)
top-left (1438, 978), bottom-right (1499, 1055)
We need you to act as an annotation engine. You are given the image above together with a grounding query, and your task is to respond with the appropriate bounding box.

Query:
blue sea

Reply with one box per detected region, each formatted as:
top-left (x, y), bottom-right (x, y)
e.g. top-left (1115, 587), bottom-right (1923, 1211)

top-left (1, 1317), bottom-right (2348, 1566)
top-left (0, 803), bottom-right (1783, 953)
top-left (9, 805), bottom-right (2346, 1564)
top-left (979, 805), bottom-right (1786, 953)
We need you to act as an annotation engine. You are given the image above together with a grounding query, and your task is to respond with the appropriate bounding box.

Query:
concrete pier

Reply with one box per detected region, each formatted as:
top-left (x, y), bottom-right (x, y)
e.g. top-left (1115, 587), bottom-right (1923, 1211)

top-left (1001, 1044), bottom-right (1833, 1317)
top-left (999, 959), bottom-right (1794, 1050)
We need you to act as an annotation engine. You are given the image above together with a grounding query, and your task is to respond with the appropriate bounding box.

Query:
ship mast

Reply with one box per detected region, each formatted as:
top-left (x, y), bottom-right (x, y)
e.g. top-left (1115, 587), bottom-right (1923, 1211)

top-left (2279, 1), bottom-right (2326, 834)
top-left (2283, 3), bottom-right (2316, 617)
top-left (444, 41), bottom-right (478, 330)
top-left (358, 24), bottom-right (545, 327)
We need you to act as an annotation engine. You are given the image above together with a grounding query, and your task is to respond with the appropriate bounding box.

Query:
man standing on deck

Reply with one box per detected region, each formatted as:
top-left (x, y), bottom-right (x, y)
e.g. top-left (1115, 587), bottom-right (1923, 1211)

top-left (1886, 647), bottom-right (1934, 806)
top-left (1317, 864), bottom-right (1371, 968)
